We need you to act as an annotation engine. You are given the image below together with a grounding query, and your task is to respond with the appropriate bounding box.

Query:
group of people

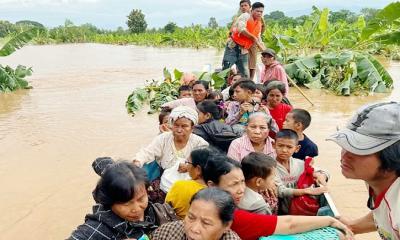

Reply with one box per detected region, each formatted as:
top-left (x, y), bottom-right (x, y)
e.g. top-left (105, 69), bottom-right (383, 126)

top-left (67, 1), bottom-right (399, 240)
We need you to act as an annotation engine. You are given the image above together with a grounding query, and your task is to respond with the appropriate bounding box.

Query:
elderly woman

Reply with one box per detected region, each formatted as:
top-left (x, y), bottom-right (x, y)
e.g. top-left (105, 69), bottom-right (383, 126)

top-left (153, 188), bottom-right (241, 240)
top-left (162, 80), bottom-right (210, 110)
top-left (134, 106), bottom-right (208, 196)
top-left (227, 112), bottom-right (276, 162)
top-left (259, 48), bottom-right (289, 97)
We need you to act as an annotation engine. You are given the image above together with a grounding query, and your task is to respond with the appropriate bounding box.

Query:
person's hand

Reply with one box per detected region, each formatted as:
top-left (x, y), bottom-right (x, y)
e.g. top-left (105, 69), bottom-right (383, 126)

top-left (264, 185), bottom-right (278, 198)
top-left (159, 123), bottom-right (170, 133)
top-left (178, 163), bottom-right (188, 173)
top-left (132, 160), bottom-right (141, 167)
top-left (313, 172), bottom-right (328, 186)
top-left (330, 217), bottom-right (355, 240)
top-left (304, 185), bottom-right (328, 195)
top-left (240, 102), bottom-right (253, 114)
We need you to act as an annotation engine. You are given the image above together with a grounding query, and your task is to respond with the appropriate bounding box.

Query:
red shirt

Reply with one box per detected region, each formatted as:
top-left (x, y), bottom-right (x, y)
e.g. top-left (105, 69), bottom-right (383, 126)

top-left (269, 103), bottom-right (292, 130)
top-left (231, 209), bottom-right (278, 240)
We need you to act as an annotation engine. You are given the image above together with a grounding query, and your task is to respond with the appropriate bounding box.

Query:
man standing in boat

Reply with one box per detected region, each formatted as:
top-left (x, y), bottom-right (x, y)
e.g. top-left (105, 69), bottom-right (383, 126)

top-left (328, 102), bottom-right (400, 240)
top-left (222, 2), bottom-right (265, 78)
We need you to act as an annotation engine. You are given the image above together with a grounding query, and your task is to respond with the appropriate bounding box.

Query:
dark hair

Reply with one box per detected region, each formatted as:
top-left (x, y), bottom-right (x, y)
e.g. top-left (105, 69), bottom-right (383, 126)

top-left (241, 152), bottom-right (276, 180)
top-left (190, 188), bottom-right (235, 225)
top-left (276, 129), bottom-right (299, 143)
top-left (203, 154), bottom-right (241, 185)
top-left (93, 161), bottom-right (148, 207)
top-left (193, 80), bottom-right (210, 91)
top-left (252, 2), bottom-right (264, 9)
top-left (197, 100), bottom-right (223, 120)
top-left (158, 109), bottom-right (171, 125)
top-left (290, 108), bottom-right (311, 130)
top-left (379, 140), bottom-right (400, 176)
top-left (231, 79), bottom-right (256, 93)
top-left (255, 84), bottom-right (267, 100)
top-left (228, 87), bottom-right (235, 100)
top-left (239, 0), bottom-right (251, 6)
top-left (178, 85), bottom-right (192, 95)
top-left (190, 147), bottom-right (215, 175)
top-left (208, 90), bottom-right (223, 100)
top-left (265, 80), bottom-right (286, 96)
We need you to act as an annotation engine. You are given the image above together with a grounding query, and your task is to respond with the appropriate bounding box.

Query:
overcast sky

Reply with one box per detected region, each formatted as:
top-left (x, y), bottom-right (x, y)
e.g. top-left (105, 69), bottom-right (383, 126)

top-left (0, 0), bottom-right (395, 29)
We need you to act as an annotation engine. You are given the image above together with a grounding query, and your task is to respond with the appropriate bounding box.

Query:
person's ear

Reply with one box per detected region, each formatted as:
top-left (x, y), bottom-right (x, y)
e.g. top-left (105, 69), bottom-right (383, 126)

top-left (295, 122), bottom-right (303, 131)
top-left (206, 113), bottom-right (212, 120)
top-left (272, 141), bottom-right (276, 150)
top-left (255, 177), bottom-right (263, 187)
top-left (207, 181), bottom-right (216, 187)
top-left (295, 144), bottom-right (301, 153)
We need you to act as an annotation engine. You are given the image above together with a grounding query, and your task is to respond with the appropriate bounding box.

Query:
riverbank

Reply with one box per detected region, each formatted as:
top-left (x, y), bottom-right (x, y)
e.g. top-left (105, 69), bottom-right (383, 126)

top-left (0, 43), bottom-right (399, 239)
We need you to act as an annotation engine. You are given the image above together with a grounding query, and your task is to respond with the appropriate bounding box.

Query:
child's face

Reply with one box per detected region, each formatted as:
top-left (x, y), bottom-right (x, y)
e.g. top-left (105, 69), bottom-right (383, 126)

top-left (258, 167), bottom-right (276, 190)
top-left (197, 110), bottom-right (210, 124)
top-left (267, 89), bottom-right (283, 108)
top-left (179, 90), bottom-right (192, 99)
top-left (234, 86), bottom-right (251, 102)
top-left (274, 137), bottom-right (300, 161)
top-left (283, 113), bottom-right (300, 131)
top-left (253, 89), bottom-right (264, 100)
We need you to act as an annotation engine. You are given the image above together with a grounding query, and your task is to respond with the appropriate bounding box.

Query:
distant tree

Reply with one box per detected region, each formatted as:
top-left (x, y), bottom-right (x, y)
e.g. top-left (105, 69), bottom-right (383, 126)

top-left (264, 11), bottom-right (297, 26)
top-left (360, 8), bottom-right (379, 22)
top-left (15, 20), bottom-right (44, 28)
top-left (127, 9), bottom-right (147, 33)
top-left (164, 22), bottom-right (177, 33)
top-left (265, 11), bottom-right (286, 21)
top-left (64, 19), bottom-right (75, 27)
top-left (208, 17), bottom-right (219, 29)
top-left (295, 15), bottom-right (309, 25)
top-left (0, 20), bottom-right (16, 37)
top-left (329, 10), bottom-right (357, 23)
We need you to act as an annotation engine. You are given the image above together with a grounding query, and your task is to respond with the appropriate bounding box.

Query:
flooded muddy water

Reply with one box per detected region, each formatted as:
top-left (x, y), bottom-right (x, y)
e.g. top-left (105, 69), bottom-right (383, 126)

top-left (0, 43), bottom-right (398, 239)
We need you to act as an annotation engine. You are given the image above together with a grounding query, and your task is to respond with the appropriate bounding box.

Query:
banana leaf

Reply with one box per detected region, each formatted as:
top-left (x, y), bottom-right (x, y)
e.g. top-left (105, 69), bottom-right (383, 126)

top-left (373, 31), bottom-right (400, 45)
top-left (0, 27), bottom-right (44, 56)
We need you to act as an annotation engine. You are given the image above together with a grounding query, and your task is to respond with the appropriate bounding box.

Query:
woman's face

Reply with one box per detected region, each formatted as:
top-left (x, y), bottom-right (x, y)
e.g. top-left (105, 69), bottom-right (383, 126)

top-left (253, 89), bottom-right (264, 100)
top-left (193, 84), bottom-right (208, 103)
top-left (246, 115), bottom-right (270, 144)
top-left (217, 168), bottom-right (245, 205)
top-left (261, 54), bottom-right (275, 66)
top-left (172, 117), bottom-right (194, 139)
top-left (267, 89), bottom-right (283, 108)
top-left (184, 199), bottom-right (230, 240)
top-left (186, 157), bottom-right (201, 180)
top-left (111, 184), bottom-right (148, 222)
top-left (197, 110), bottom-right (210, 124)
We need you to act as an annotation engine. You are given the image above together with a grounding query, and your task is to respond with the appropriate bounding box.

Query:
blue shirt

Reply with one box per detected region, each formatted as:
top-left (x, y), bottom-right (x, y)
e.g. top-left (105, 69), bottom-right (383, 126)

top-left (292, 134), bottom-right (318, 160)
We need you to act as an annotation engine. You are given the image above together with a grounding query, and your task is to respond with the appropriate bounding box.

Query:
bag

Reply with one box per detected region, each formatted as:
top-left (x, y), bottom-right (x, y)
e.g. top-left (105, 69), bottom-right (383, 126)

top-left (152, 202), bottom-right (179, 225)
top-left (289, 157), bottom-right (320, 216)
top-left (143, 160), bottom-right (162, 182)
top-left (160, 158), bottom-right (190, 192)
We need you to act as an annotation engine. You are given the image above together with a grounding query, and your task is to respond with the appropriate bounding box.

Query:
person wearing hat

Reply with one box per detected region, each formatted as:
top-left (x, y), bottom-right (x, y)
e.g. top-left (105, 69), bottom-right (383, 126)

top-left (260, 48), bottom-right (289, 97)
top-left (328, 101), bottom-right (400, 240)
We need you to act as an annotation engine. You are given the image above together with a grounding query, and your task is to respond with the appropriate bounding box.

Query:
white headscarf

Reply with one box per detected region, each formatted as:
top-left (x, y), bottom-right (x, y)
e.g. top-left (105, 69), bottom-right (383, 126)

top-left (169, 105), bottom-right (198, 125)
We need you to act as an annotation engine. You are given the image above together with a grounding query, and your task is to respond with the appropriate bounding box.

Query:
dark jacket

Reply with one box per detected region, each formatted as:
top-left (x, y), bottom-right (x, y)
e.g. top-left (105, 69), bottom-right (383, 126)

top-left (193, 119), bottom-right (240, 152)
top-left (68, 204), bottom-right (159, 240)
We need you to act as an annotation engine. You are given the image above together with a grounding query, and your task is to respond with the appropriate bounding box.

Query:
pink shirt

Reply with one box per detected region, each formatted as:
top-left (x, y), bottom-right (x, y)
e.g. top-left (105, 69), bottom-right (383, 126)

top-left (260, 61), bottom-right (289, 97)
top-left (227, 134), bottom-right (276, 161)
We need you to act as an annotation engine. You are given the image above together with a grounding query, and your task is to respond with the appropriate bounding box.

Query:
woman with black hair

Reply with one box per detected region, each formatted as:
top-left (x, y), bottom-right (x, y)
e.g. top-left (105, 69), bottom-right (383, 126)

top-left (162, 80), bottom-right (210, 110)
top-left (153, 188), bottom-right (241, 240)
top-left (193, 100), bottom-right (240, 152)
top-left (68, 161), bottom-right (159, 240)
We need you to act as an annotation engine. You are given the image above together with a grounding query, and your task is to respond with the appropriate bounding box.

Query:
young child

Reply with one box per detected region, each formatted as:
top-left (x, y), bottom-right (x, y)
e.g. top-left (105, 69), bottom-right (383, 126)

top-left (158, 109), bottom-right (171, 133)
top-left (273, 129), bottom-right (329, 215)
top-left (238, 152), bottom-right (277, 215)
top-left (178, 85), bottom-right (192, 99)
top-left (283, 108), bottom-right (318, 160)
top-left (225, 79), bottom-right (258, 133)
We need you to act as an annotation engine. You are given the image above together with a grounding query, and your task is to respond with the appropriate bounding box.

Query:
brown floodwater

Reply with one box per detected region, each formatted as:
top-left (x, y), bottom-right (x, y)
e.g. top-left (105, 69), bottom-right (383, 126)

top-left (0, 43), bottom-right (398, 240)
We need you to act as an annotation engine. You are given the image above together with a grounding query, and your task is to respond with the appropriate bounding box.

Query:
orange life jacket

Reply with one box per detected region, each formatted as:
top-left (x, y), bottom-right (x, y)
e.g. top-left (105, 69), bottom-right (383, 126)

top-left (231, 17), bottom-right (262, 49)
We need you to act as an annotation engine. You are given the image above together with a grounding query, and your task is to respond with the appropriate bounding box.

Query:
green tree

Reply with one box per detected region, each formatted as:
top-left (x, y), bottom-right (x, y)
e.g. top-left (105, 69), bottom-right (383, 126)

top-left (208, 17), bottom-right (218, 29)
top-left (360, 8), bottom-right (380, 22)
top-left (126, 9), bottom-right (147, 33)
top-left (329, 10), bottom-right (357, 23)
top-left (264, 11), bottom-right (297, 26)
top-left (15, 20), bottom-right (44, 28)
top-left (164, 22), bottom-right (177, 33)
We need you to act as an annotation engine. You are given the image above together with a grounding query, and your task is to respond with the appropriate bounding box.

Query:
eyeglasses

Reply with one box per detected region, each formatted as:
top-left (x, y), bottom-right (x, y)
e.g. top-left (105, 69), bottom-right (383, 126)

top-left (185, 161), bottom-right (193, 165)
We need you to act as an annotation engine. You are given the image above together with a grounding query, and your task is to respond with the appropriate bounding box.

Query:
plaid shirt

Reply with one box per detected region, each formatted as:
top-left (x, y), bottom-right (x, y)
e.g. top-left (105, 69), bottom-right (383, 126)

top-left (152, 220), bottom-right (241, 240)
top-left (68, 204), bottom-right (159, 240)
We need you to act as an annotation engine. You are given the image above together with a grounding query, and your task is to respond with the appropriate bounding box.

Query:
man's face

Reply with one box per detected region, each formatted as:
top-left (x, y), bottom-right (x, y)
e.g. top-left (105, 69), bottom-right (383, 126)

top-left (251, 7), bottom-right (264, 20)
top-left (340, 149), bottom-right (382, 181)
top-left (240, 2), bottom-right (251, 13)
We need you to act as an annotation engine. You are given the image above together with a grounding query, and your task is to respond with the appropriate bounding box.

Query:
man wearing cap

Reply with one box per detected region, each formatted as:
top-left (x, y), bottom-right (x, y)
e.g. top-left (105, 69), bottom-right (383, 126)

top-left (328, 101), bottom-right (400, 240)
top-left (260, 48), bottom-right (289, 97)
top-left (222, 2), bottom-right (265, 78)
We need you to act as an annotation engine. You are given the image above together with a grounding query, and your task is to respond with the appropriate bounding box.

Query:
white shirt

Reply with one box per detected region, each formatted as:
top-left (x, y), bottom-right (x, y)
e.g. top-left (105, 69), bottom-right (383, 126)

top-left (369, 177), bottom-right (400, 240)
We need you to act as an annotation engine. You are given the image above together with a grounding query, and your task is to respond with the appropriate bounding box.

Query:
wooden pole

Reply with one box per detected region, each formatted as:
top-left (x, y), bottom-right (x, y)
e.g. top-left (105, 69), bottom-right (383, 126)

top-left (287, 75), bottom-right (315, 106)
